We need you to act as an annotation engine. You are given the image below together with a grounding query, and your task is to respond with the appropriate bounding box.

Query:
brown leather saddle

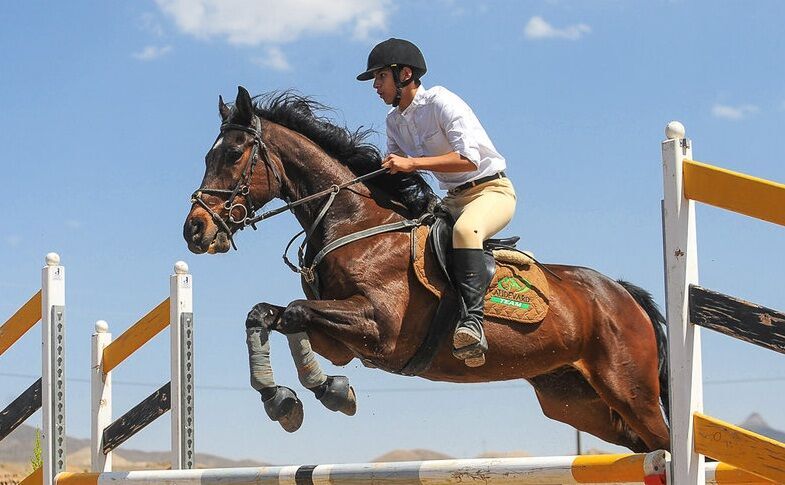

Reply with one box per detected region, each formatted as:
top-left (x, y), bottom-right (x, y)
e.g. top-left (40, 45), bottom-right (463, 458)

top-left (400, 215), bottom-right (550, 376)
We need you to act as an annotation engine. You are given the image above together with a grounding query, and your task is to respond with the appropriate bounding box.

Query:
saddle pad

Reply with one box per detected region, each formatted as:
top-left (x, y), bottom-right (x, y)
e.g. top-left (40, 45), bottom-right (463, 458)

top-left (412, 226), bottom-right (550, 324)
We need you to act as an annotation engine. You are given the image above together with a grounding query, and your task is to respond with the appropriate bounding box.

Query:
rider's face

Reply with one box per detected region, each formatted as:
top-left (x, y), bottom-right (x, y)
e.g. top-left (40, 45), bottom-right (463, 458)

top-left (372, 68), bottom-right (396, 105)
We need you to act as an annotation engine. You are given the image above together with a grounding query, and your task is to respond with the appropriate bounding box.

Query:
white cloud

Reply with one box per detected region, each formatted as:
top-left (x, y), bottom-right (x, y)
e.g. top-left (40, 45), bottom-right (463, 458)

top-left (154, 0), bottom-right (390, 46)
top-left (252, 46), bottom-right (291, 72)
top-left (711, 103), bottom-right (759, 121)
top-left (352, 8), bottom-right (386, 40)
top-left (138, 12), bottom-right (166, 37)
top-left (524, 16), bottom-right (591, 40)
top-left (132, 45), bottom-right (173, 60)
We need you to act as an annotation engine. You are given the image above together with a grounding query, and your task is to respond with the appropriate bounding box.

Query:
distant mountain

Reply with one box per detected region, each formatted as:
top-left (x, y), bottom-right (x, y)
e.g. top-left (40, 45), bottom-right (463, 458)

top-left (0, 424), bottom-right (90, 464)
top-left (0, 424), bottom-right (266, 471)
top-left (476, 450), bottom-right (531, 458)
top-left (739, 413), bottom-right (785, 443)
top-left (372, 449), bottom-right (453, 462)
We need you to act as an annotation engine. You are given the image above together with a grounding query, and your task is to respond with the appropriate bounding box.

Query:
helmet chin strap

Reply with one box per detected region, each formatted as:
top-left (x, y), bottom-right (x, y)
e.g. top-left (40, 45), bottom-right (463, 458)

top-left (390, 64), bottom-right (414, 108)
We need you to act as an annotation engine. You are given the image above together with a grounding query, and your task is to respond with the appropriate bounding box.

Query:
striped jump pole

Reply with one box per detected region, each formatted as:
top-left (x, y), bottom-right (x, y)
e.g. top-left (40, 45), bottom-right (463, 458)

top-left (55, 451), bottom-right (669, 484)
top-left (91, 261), bottom-right (194, 472)
top-left (0, 253), bottom-right (66, 485)
top-left (48, 451), bottom-right (781, 484)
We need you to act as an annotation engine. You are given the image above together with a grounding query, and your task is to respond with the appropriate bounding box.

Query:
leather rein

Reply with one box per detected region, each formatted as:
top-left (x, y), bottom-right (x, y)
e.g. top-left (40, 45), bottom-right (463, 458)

top-left (191, 121), bottom-right (420, 293)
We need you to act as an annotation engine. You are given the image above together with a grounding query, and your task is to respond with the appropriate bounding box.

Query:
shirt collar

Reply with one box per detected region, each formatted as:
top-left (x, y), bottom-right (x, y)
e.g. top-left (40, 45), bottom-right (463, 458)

top-left (399, 85), bottom-right (426, 117)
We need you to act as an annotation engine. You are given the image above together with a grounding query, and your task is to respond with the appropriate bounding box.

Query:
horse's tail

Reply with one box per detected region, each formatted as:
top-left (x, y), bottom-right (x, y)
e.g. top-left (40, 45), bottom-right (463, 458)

top-left (617, 280), bottom-right (670, 423)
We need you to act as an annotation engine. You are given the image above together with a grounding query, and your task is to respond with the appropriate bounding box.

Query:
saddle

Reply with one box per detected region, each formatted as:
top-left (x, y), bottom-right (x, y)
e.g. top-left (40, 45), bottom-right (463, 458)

top-left (400, 214), bottom-right (551, 375)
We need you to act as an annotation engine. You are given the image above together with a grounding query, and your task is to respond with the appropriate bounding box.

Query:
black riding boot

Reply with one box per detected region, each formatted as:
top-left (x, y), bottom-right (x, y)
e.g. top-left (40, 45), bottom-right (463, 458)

top-left (450, 248), bottom-right (492, 367)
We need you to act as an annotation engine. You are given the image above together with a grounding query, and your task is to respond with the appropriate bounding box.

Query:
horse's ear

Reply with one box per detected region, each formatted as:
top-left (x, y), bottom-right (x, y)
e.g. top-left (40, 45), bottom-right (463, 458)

top-left (234, 86), bottom-right (253, 124)
top-left (218, 95), bottom-right (230, 121)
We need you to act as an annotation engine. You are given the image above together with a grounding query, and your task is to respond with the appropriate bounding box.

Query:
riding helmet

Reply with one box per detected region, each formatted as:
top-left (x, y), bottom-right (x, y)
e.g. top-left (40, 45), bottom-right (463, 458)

top-left (356, 38), bottom-right (427, 81)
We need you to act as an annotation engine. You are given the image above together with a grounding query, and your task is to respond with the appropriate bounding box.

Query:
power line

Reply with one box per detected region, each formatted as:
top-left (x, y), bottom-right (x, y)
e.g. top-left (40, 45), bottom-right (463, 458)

top-left (2, 371), bottom-right (785, 393)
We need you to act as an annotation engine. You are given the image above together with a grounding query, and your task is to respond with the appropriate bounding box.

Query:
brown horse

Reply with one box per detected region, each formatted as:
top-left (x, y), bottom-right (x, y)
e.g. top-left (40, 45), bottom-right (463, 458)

top-left (183, 86), bottom-right (670, 452)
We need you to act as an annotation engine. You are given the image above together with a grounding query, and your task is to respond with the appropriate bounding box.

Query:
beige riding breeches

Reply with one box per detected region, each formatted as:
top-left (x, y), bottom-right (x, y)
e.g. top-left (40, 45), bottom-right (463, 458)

top-left (441, 177), bottom-right (517, 249)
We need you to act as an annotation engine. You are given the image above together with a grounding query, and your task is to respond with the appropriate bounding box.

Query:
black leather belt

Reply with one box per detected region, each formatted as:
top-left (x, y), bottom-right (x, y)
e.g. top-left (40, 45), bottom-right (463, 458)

top-left (449, 171), bottom-right (507, 194)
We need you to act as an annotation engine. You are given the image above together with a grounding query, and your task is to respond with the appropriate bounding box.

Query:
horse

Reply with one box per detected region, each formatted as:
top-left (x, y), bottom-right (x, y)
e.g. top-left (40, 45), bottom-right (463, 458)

top-left (183, 86), bottom-right (671, 452)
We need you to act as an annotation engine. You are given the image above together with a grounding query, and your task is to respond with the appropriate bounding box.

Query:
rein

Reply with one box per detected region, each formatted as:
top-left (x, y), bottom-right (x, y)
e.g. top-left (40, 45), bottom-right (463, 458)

top-left (191, 120), bottom-right (412, 290)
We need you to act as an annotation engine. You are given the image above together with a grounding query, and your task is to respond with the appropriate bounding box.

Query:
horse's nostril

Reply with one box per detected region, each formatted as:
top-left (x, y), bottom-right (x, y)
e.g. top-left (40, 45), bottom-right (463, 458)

top-left (190, 219), bottom-right (204, 240)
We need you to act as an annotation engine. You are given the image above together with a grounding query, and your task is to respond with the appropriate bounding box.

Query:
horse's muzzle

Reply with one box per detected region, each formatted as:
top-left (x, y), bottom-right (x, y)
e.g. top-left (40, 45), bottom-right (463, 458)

top-left (183, 207), bottom-right (231, 254)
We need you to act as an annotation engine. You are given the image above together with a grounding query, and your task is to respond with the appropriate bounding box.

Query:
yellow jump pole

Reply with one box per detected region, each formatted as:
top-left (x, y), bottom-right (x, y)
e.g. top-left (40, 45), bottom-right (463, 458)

top-left (683, 159), bottom-right (785, 227)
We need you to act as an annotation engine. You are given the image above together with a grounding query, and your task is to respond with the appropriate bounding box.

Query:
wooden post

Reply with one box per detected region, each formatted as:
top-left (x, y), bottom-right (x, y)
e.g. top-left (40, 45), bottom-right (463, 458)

top-left (41, 252), bottom-right (66, 485)
top-left (170, 261), bottom-right (194, 470)
top-left (91, 321), bottom-right (112, 472)
top-left (662, 121), bottom-right (705, 485)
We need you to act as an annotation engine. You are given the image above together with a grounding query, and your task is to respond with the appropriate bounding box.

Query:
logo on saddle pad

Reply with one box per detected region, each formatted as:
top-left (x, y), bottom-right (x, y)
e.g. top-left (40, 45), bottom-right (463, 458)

top-left (490, 276), bottom-right (533, 309)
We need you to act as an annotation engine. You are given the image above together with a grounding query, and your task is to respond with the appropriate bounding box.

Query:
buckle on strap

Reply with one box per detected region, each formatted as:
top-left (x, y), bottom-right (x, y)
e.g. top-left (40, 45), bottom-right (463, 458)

top-left (300, 266), bottom-right (316, 283)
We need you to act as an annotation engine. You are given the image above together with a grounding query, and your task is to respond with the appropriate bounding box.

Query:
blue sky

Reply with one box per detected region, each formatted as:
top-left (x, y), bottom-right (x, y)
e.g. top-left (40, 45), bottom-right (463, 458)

top-left (2, 0), bottom-right (785, 466)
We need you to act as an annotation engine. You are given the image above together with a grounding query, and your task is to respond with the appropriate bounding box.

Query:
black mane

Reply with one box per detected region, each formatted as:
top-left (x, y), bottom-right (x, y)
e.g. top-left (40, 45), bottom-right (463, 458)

top-left (250, 91), bottom-right (435, 215)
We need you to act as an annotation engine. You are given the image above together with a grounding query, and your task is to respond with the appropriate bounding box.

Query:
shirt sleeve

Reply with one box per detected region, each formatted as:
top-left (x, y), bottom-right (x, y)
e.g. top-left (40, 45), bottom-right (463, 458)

top-left (386, 131), bottom-right (404, 156)
top-left (434, 94), bottom-right (481, 167)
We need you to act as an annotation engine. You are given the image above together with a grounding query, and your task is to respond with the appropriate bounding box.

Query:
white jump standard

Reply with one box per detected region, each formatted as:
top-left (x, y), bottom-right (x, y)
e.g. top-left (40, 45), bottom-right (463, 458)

top-left (0, 253), bottom-right (65, 485)
top-left (662, 121), bottom-right (785, 484)
top-left (90, 261), bottom-right (194, 473)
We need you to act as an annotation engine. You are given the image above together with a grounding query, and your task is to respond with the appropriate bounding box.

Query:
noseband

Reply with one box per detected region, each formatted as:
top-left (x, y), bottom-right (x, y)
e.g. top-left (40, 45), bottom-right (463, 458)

top-left (191, 122), bottom-right (283, 250)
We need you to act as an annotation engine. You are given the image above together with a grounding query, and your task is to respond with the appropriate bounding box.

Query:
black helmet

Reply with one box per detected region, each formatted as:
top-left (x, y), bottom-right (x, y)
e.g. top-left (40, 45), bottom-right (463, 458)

top-left (356, 38), bottom-right (427, 81)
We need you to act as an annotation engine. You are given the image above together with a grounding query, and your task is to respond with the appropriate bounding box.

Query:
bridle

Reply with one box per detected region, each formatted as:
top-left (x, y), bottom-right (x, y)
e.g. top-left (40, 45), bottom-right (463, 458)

top-left (190, 121), bottom-right (283, 250)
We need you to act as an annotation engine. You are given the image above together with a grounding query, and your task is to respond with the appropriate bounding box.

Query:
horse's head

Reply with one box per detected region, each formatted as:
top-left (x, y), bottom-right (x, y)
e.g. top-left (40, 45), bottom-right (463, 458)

top-left (184, 86), bottom-right (283, 254)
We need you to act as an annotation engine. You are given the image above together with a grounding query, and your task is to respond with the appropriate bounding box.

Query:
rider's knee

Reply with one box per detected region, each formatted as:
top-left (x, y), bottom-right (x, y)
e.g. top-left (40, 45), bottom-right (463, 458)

top-left (452, 220), bottom-right (484, 248)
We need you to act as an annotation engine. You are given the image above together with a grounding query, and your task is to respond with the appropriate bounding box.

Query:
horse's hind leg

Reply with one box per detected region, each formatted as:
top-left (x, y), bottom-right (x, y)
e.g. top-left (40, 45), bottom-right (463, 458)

top-left (577, 315), bottom-right (670, 451)
top-left (577, 362), bottom-right (669, 452)
top-left (530, 370), bottom-right (650, 452)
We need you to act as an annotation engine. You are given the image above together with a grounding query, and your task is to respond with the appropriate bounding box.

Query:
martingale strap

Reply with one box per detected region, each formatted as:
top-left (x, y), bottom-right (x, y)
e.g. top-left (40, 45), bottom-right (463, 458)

top-left (300, 216), bottom-right (431, 283)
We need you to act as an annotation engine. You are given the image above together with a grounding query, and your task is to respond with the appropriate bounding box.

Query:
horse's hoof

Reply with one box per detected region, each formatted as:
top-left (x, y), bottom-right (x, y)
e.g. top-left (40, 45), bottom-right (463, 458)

top-left (261, 386), bottom-right (304, 432)
top-left (312, 375), bottom-right (357, 416)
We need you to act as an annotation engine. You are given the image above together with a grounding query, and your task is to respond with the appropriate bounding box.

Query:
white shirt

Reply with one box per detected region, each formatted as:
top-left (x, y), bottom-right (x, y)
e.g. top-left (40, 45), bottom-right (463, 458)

top-left (386, 85), bottom-right (506, 190)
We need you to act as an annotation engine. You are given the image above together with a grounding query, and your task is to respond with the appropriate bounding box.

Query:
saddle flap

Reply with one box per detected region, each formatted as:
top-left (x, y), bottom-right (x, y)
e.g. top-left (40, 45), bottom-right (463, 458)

top-left (485, 257), bottom-right (550, 324)
top-left (413, 226), bottom-right (550, 325)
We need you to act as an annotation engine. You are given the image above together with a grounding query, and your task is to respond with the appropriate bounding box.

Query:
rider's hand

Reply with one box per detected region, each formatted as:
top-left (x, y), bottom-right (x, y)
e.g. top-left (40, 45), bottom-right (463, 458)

top-left (382, 154), bottom-right (416, 174)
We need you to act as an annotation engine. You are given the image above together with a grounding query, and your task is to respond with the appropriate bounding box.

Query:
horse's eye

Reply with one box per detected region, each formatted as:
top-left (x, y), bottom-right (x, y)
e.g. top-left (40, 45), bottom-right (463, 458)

top-left (225, 148), bottom-right (243, 163)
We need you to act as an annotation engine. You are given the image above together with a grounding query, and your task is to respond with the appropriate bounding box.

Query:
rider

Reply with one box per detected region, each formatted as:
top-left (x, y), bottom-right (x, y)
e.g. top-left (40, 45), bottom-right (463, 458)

top-left (357, 38), bottom-right (517, 367)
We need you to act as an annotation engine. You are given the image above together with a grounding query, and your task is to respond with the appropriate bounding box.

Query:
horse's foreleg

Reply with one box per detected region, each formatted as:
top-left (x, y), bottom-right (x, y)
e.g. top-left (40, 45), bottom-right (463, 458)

top-left (245, 303), bottom-right (304, 432)
top-left (276, 295), bottom-right (382, 350)
top-left (285, 332), bottom-right (356, 415)
top-left (274, 294), bottom-right (387, 415)
top-left (246, 301), bottom-right (358, 417)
